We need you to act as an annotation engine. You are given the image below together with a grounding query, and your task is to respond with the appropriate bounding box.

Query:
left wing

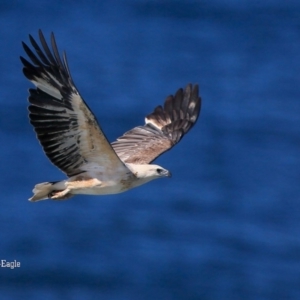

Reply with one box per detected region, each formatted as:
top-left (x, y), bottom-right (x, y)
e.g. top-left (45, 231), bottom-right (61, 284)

top-left (21, 30), bottom-right (128, 176)
top-left (111, 84), bottom-right (201, 164)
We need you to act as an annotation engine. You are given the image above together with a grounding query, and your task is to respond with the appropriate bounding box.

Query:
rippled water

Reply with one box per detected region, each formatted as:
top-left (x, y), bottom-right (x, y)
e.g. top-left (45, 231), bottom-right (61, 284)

top-left (0, 1), bottom-right (300, 299)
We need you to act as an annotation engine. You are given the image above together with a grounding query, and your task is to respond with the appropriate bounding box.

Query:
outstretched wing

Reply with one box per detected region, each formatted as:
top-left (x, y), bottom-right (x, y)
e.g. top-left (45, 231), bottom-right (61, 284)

top-left (21, 30), bottom-right (127, 176)
top-left (111, 84), bottom-right (201, 164)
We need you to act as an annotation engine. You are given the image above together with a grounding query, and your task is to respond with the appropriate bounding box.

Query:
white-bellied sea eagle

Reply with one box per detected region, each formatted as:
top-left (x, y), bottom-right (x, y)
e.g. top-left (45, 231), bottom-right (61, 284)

top-left (20, 30), bottom-right (201, 202)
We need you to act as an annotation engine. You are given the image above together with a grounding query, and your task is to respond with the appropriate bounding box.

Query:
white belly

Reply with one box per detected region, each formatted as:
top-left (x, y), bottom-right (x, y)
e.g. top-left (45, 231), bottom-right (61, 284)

top-left (66, 172), bottom-right (139, 196)
top-left (71, 183), bottom-right (126, 195)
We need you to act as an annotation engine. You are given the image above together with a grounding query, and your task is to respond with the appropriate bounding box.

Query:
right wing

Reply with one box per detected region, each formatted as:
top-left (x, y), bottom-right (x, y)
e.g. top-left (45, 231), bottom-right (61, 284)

top-left (21, 30), bottom-right (127, 176)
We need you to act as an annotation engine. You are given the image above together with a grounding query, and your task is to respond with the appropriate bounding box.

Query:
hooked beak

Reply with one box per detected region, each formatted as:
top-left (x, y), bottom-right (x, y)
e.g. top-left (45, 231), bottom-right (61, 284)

top-left (165, 170), bottom-right (172, 178)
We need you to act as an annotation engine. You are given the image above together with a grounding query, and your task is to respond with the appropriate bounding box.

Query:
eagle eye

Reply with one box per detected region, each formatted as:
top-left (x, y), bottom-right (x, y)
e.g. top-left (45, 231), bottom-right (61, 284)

top-left (156, 168), bottom-right (163, 174)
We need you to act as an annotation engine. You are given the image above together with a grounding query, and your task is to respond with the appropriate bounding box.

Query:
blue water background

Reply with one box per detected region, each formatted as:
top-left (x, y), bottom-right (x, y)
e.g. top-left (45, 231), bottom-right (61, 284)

top-left (0, 1), bottom-right (300, 299)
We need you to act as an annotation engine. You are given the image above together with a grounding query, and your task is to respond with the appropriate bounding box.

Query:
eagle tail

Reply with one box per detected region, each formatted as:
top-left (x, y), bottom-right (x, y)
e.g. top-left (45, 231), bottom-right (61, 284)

top-left (29, 181), bottom-right (72, 202)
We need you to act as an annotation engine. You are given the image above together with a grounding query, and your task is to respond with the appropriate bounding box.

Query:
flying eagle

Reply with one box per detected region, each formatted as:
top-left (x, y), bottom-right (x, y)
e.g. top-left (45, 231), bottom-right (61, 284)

top-left (21, 30), bottom-right (201, 202)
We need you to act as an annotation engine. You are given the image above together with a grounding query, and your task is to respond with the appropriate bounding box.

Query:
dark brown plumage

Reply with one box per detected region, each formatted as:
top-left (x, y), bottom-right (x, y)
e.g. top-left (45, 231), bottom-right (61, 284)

top-left (21, 30), bottom-right (124, 177)
top-left (111, 84), bottom-right (201, 164)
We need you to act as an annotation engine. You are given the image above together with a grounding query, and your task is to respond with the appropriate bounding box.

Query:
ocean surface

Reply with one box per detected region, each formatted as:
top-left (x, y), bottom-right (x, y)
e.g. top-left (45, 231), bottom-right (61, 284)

top-left (0, 1), bottom-right (300, 299)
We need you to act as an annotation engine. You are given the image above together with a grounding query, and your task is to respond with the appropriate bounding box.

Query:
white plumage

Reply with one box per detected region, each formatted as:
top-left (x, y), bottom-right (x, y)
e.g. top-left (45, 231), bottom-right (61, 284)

top-left (21, 30), bottom-right (201, 201)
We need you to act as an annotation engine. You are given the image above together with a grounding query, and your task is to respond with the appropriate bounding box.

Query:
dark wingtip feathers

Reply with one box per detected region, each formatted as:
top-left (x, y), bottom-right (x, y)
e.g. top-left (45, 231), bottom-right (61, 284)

top-left (146, 83), bottom-right (201, 145)
top-left (163, 83), bottom-right (200, 126)
top-left (181, 83), bottom-right (201, 128)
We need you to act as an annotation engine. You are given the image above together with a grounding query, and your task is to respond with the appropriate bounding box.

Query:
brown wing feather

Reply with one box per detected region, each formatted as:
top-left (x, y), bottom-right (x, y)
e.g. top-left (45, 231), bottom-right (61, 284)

top-left (21, 30), bottom-right (127, 176)
top-left (111, 84), bottom-right (201, 164)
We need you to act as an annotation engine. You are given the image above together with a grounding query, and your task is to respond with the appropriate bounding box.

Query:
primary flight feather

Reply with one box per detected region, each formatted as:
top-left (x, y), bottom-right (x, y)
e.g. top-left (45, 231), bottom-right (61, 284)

top-left (21, 30), bottom-right (201, 202)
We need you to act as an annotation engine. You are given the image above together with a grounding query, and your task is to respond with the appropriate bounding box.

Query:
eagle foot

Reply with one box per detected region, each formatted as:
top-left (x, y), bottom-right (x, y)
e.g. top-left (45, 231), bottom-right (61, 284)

top-left (48, 189), bottom-right (72, 200)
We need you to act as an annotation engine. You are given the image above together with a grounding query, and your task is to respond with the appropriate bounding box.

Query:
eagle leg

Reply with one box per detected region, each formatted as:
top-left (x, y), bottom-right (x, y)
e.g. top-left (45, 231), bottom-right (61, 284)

top-left (66, 177), bottom-right (102, 190)
top-left (48, 189), bottom-right (73, 200)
